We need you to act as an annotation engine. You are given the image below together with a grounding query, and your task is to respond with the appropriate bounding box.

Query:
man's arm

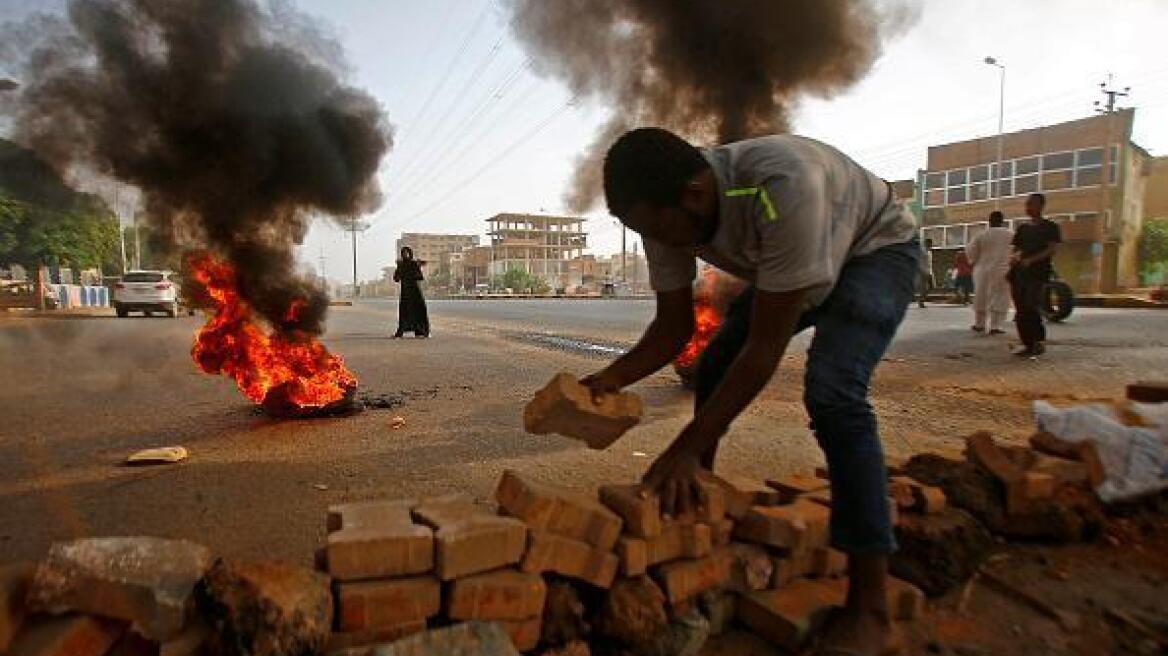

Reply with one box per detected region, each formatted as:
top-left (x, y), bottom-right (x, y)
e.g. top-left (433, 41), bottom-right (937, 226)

top-left (642, 287), bottom-right (808, 514)
top-left (1020, 243), bottom-right (1057, 267)
top-left (582, 287), bottom-right (694, 395)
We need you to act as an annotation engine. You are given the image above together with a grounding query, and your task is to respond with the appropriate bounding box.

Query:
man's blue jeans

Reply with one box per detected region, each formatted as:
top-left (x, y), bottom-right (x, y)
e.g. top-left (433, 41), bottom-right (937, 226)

top-left (695, 239), bottom-right (919, 554)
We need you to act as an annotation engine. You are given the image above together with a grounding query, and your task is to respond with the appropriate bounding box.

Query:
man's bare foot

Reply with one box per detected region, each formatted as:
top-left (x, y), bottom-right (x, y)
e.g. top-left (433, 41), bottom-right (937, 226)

top-left (817, 606), bottom-right (894, 656)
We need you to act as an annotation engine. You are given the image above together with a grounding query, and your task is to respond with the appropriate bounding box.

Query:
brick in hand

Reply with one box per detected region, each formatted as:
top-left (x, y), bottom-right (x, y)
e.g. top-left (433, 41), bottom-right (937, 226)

top-left (411, 495), bottom-right (527, 581)
top-left (523, 372), bottom-right (643, 449)
top-left (496, 470), bottom-right (622, 550)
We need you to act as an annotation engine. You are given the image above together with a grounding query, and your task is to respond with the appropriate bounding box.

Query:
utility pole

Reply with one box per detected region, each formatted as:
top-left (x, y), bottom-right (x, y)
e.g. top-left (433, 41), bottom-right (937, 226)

top-left (983, 57), bottom-right (1006, 209)
top-left (114, 183), bottom-right (127, 274)
top-left (620, 223), bottom-right (627, 285)
top-left (346, 218), bottom-right (369, 298)
top-left (133, 208), bottom-right (141, 270)
top-left (317, 244), bottom-right (327, 288)
top-left (1094, 74), bottom-right (1130, 114)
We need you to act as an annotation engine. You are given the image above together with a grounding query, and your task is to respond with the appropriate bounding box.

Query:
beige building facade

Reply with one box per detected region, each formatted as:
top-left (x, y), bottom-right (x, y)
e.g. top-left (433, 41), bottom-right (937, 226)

top-left (394, 233), bottom-right (480, 280)
top-left (918, 110), bottom-right (1151, 293)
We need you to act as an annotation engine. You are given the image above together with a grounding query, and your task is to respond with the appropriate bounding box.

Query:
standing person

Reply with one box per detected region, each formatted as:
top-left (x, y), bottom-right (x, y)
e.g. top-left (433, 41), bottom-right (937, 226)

top-left (1008, 193), bottom-right (1061, 356)
top-left (967, 211), bottom-right (1013, 334)
top-left (392, 247), bottom-right (430, 338)
top-left (581, 128), bottom-right (918, 656)
top-left (916, 239), bottom-right (934, 308)
top-left (953, 250), bottom-right (974, 305)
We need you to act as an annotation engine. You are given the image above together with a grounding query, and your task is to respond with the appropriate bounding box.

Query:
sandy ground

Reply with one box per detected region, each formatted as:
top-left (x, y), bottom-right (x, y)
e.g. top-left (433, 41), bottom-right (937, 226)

top-left (0, 300), bottom-right (1165, 654)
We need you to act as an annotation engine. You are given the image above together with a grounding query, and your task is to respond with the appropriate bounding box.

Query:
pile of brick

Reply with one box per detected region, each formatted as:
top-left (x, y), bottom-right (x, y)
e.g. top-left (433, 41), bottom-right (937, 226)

top-left (315, 468), bottom-right (930, 656)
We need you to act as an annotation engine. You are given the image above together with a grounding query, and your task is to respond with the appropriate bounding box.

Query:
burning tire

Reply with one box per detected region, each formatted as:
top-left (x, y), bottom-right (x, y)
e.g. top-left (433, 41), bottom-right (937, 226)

top-left (261, 382), bottom-right (360, 419)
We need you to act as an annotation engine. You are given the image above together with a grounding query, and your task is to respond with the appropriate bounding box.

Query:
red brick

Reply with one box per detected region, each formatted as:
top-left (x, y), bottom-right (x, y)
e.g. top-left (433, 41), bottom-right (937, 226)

top-left (819, 576), bottom-right (924, 621)
top-left (734, 500), bottom-right (829, 553)
top-left (712, 518), bottom-right (734, 547)
top-left (616, 521), bottom-right (712, 576)
top-left (336, 576), bottom-right (441, 632)
top-left (1006, 471), bottom-right (1057, 515)
top-left (1077, 441), bottom-right (1107, 488)
top-left (158, 618), bottom-right (210, 656)
top-left (327, 522), bottom-right (434, 581)
top-left (598, 484), bottom-right (661, 538)
top-left (327, 499), bottom-right (415, 532)
top-left (770, 553), bottom-right (810, 588)
top-left (737, 580), bottom-right (844, 651)
top-left (711, 475), bottom-right (781, 521)
top-left (326, 620), bottom-right (426, 652)
top-left (1127, 381), bottom-right (1168, 403)
top-left (411, 496), bottom-right (527, 580)
top-left (965, 432), bottom-right (1024, 483)
top-left (766, 474), bottom-right (828, 503)
top-left (523, 372), bottom-right (643, 449)
top-left (5, 614), bottom-right (125, 656)
top-left (727, 543), bottom-right (774, 593)
top-left (447, 569), bottom-right (547, 621)
top-left (888, 476), bottom-right (917, 510)
top-left (521, 531), bottom-right (618, 589)
top-left (652, 550), bottom-right (732, 604)
top-left (496, 471), bottom-right (623, 550)
top-left (1030, 452), bottom-right (1090, 486)
top-left (1028, 432), bottom-right (1081, 460)
top-left (808, 547), bottom-right (848, 579)
top-left (498, 616), bottom-right (542, 652)
top-left (912, 485), bottom-right (947, 515)
top-left (1, 563), bottom-right (33, 651)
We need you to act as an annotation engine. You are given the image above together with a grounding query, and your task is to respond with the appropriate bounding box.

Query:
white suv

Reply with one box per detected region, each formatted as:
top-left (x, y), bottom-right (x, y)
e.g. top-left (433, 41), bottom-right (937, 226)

top-left (114, 270), bottom-right (180, 318)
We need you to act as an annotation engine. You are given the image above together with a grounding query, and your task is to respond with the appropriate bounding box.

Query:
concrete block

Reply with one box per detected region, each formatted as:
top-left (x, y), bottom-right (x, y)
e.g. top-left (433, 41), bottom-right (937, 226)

top-left (328, 524), bottom-right (434, 581)
top-left (4, 614), bottom-right (125, 656)
top-left (523, 372), bottom-right (642, 449)
top-left (495, 471), bottom-right (622, 550)
top-left (27, 536), bottom-right (211, 641)
top-left (447, 569), bottom-right (547, 621)
top-left (598, 484), bottom-right (661, 538)
top-left (412, 496), bottom-right (527, 580)
top-left (327, 499), bottom-right (415, 532)
top-left (652, 550), bottom-right (732, 605)
top-left (520, 531), bottom-right (618, 589)
top-left (336, 576), bottom-right (441, 632)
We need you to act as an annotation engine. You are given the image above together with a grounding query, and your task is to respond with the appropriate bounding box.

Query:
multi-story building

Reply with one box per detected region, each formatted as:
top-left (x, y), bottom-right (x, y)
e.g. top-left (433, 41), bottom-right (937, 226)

top-left (394, 233), bottom-right (480, 280)
top-left (917, 109), bottom-right (1153, 293)
top-left (448, 245), bottom-right (492, 291)
top-left (486, 213), bottom-right (587, 290)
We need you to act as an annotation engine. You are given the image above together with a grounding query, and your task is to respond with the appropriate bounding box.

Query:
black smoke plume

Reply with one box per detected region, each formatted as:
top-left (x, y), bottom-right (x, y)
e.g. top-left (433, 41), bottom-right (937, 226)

top-left (506, 0), bottom-right (918, 211)
top-left (1, 0), bottom-right (391, 334)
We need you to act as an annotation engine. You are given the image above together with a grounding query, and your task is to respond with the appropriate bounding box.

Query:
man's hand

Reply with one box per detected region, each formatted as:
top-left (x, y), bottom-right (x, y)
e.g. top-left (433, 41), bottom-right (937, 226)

top-left (641, 430), bottom-right (709, 518)
top-left (579, 370), bottom-right (622, 403)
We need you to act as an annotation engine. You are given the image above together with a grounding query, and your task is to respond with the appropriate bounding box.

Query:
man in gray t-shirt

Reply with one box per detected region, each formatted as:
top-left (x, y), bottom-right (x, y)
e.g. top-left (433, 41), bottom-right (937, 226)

top-left (579, 128), bottom-right (919, 656)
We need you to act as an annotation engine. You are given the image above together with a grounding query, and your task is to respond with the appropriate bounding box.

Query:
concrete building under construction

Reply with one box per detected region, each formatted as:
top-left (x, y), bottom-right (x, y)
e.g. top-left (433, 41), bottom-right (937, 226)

top-left (486, 213), bottom-right (587, 290)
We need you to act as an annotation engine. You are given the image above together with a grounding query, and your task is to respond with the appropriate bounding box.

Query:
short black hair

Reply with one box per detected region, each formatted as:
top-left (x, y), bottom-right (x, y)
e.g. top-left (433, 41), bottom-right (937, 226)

top-left (989, 211), bottom-right (1005, 227)
top-left (1028, 193), bottom-right (1046, 209)
top-left (603, 127), bottom-right (710, 217)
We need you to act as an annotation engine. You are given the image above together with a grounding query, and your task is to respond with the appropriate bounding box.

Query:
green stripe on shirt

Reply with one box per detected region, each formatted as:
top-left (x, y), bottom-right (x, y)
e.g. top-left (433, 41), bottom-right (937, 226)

top-left (724, 186), bottom-right (778, 221)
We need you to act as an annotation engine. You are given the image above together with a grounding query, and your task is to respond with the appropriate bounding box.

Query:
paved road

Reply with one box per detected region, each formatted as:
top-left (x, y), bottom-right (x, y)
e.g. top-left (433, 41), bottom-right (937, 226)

top-left (0, 300), bottom-right (1164, 563)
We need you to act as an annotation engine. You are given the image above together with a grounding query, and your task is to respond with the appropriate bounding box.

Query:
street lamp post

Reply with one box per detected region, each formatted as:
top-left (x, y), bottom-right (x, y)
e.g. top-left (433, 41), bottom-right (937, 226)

top-left (984, 57), bottom-right (1006, 210)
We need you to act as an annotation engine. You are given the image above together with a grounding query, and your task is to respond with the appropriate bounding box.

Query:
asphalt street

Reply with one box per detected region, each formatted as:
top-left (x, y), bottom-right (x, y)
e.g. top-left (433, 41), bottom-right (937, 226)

top-left (0, 300), bottom-right (1164, 562)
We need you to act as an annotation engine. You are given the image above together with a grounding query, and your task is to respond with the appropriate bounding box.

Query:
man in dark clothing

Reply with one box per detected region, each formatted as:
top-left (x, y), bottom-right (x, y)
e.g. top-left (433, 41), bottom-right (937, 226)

top-left (1008, 193), bottom-right (1061, 357)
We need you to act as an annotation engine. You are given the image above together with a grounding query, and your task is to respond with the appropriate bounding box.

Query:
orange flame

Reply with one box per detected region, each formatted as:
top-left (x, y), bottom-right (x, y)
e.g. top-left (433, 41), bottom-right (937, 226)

top-left (189, 253), bottom-right (356, 408)
top-left (675, 298), bottom-right (722, 370)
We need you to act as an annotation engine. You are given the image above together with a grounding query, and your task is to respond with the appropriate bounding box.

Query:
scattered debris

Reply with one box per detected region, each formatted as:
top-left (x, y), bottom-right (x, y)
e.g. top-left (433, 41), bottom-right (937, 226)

top-left (390, 416), bottom-right (406, 429)
top-left (125, 445), bottom-right (189, 466)
top-left (313, 483), bottom-right (329, 491)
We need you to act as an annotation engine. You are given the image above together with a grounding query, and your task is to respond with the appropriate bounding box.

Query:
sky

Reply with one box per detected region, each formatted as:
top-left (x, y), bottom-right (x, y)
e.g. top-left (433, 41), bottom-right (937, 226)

top-left (2, 0), bottom-right (1166, 283)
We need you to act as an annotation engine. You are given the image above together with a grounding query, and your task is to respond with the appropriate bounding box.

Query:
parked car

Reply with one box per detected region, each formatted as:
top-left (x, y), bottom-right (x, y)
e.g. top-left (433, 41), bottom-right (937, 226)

top-left (114, 270), bottom-right (179, 317)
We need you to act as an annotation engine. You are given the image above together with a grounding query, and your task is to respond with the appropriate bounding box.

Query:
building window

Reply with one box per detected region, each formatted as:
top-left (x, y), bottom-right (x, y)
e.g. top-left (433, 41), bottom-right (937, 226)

top-left (991, 179), bottom-right (1013, 199)
top-left (1015, 156), bottom-right (1040, 175)
top-left (947, 186), bottom-right (967, 204)
top-left (969, 165), bottom-right (989, 183)
top-left (970, 182), bottom-right (989, 201)
top-left (1075, 167), bottom-right (1102, 187)
top-left (947, 170), bottom-right (967, 186)
top-left (1076, 148), bottom-right (1103, 167)
top-left (1109, 145), bottom-right (1119, 184)
top-left (991, 161), bottom-right (1014, 179)
top-left (1014, 174), bottom-right (1038, 194)
top-left (924, 190), bottom-right (945, 207)
top-left (1042, 151), bottom-right (1074, 171)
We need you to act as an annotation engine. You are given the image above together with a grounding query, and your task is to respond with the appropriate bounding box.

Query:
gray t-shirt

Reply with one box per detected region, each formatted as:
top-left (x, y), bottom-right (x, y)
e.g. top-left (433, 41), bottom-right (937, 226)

top-left (644, 135), bottom-right (918, 307)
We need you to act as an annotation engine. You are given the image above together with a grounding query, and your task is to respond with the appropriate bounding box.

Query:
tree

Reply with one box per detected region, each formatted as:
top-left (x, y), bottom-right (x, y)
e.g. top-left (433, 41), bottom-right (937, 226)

top-left (493, 267), bottom-right (550, 294)
top-left (1139, 218), bottom-right (1168, 285)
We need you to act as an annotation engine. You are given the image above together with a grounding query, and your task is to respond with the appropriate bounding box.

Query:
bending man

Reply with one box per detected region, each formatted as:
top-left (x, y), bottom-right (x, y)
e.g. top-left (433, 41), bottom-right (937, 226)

top-left (582, 128), bottom-right (918, 656)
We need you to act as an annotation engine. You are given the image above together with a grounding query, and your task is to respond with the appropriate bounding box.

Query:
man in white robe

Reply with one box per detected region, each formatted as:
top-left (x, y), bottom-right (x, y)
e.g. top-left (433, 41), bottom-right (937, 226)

top-left (966, 211), bottom-right (1014, 334)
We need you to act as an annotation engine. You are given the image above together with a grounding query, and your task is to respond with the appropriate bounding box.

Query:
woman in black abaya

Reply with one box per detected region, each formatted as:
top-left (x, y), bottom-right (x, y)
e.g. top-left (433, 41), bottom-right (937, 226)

top-left (392, 247), bottom-right (430, 338)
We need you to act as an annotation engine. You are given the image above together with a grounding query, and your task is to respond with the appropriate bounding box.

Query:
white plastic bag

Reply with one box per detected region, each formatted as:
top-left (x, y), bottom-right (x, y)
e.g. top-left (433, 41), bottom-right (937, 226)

top-left (1032, 400), bottom-right (1168, 503)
